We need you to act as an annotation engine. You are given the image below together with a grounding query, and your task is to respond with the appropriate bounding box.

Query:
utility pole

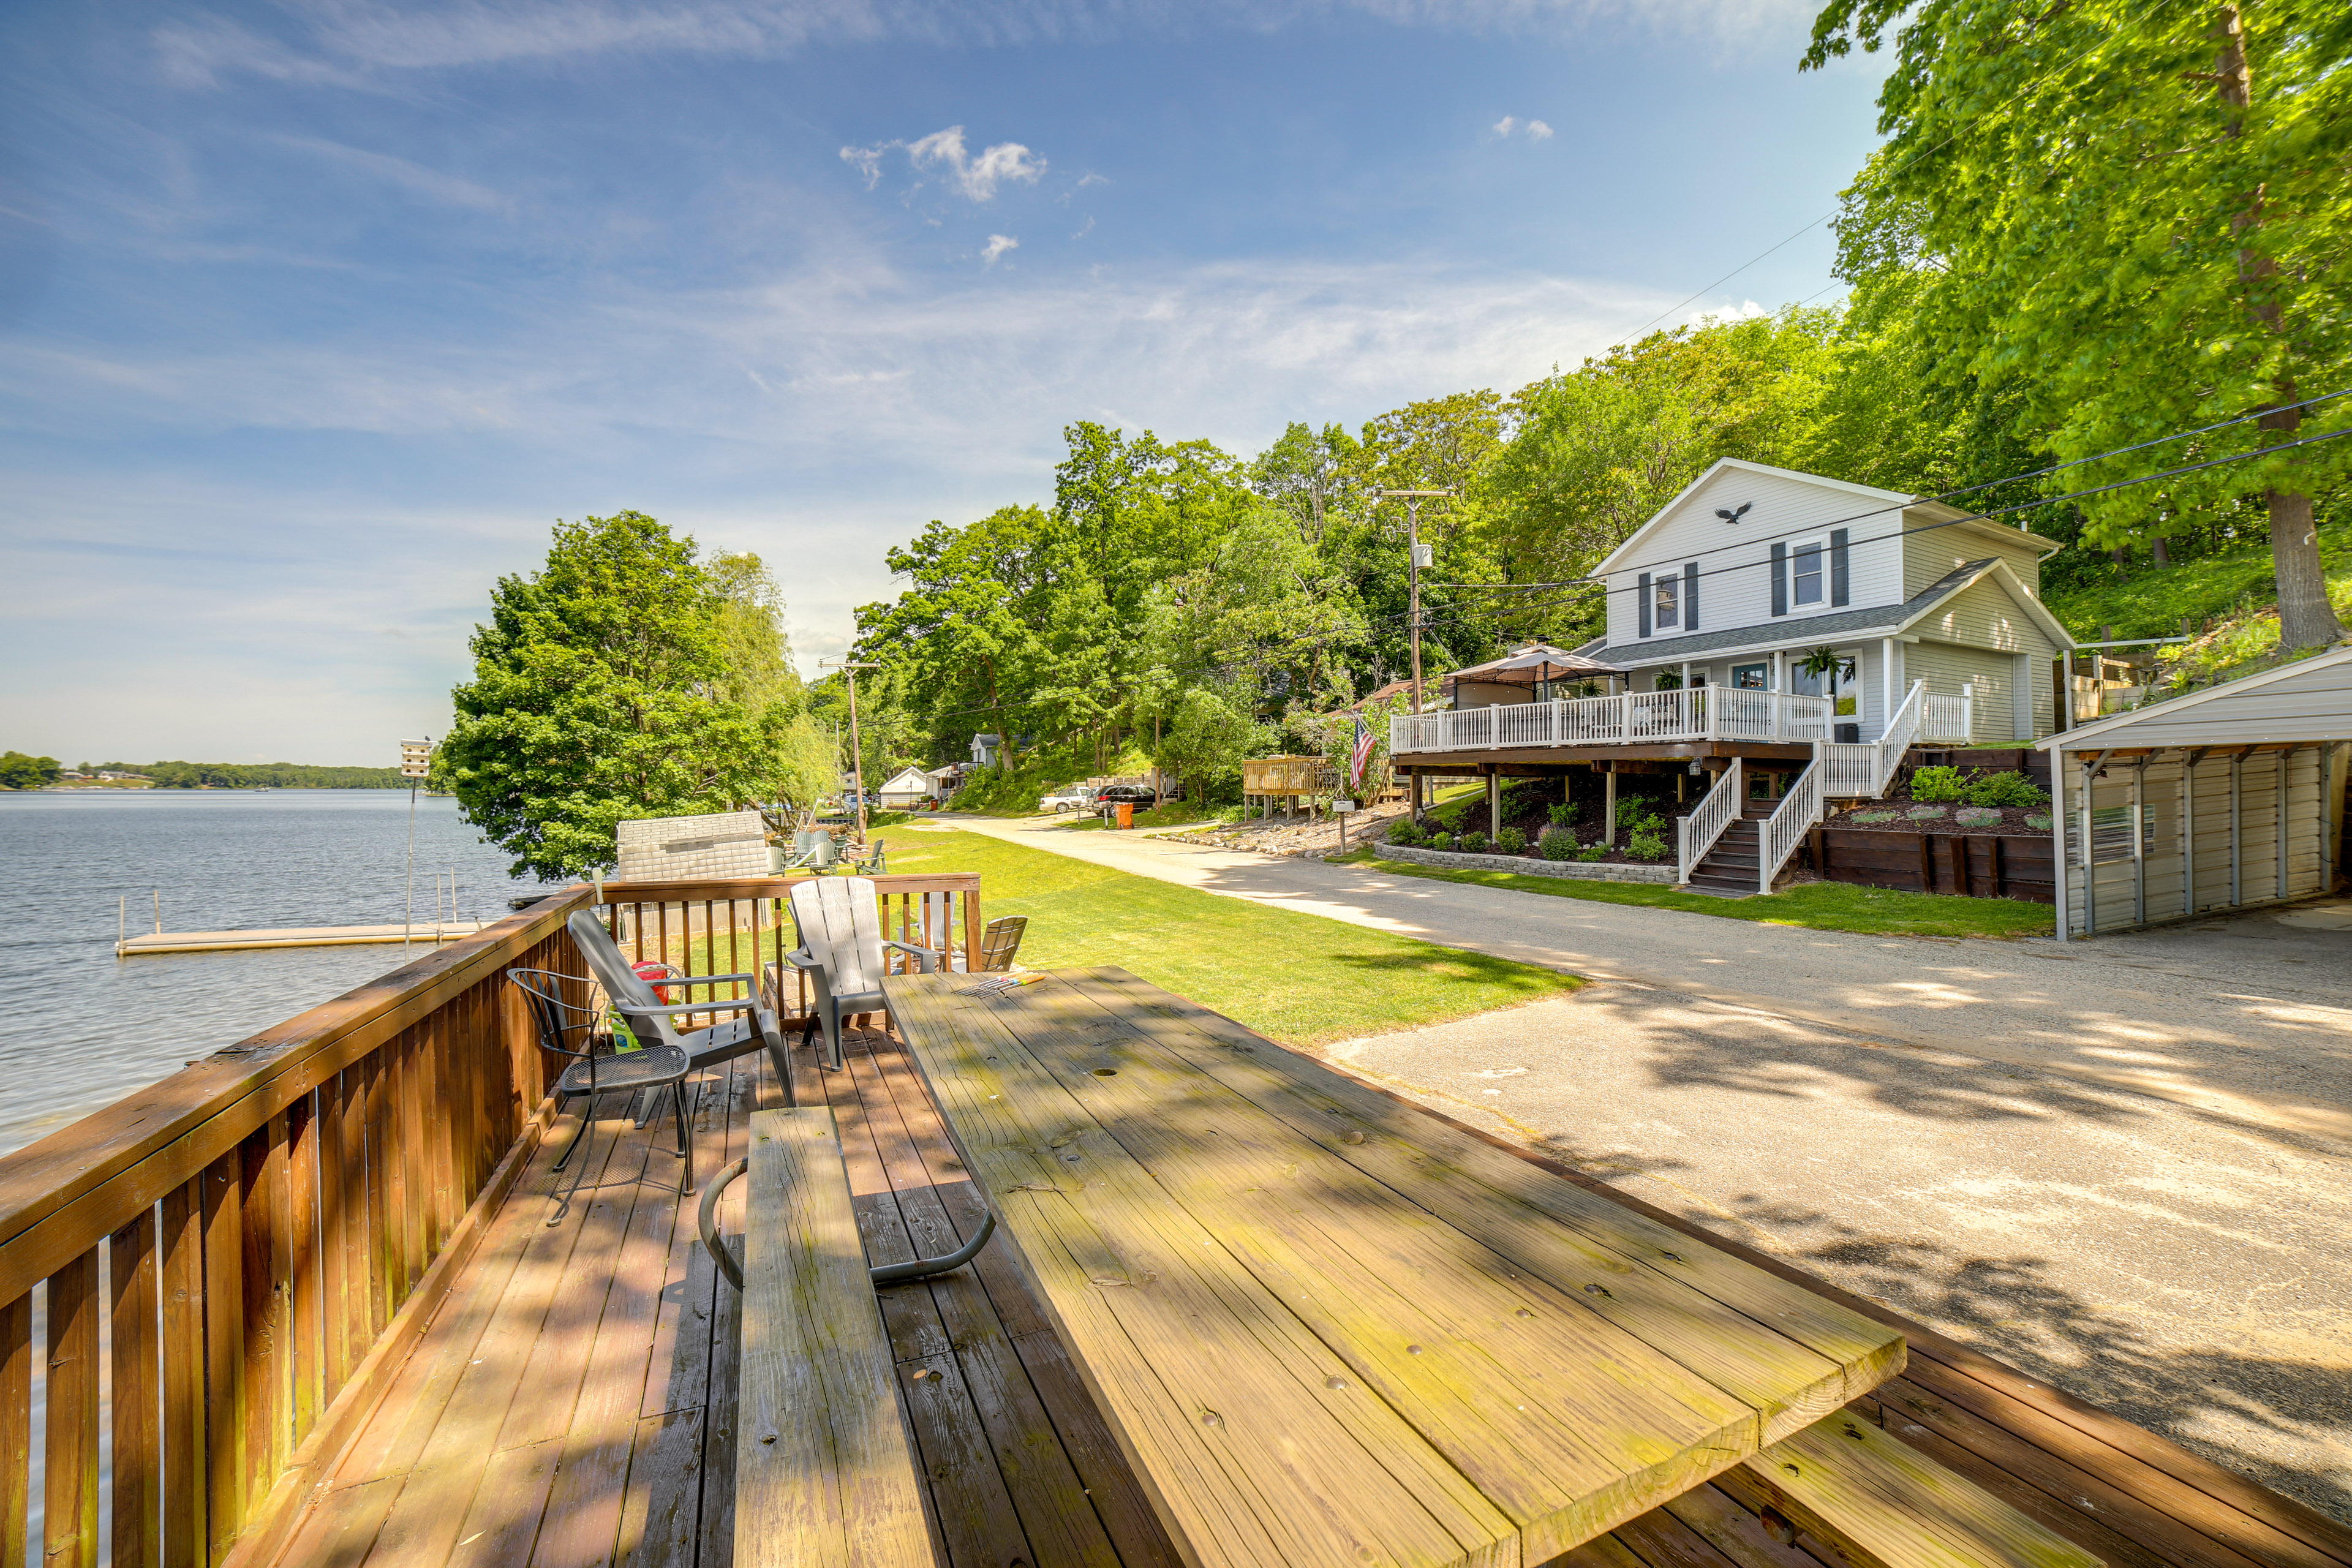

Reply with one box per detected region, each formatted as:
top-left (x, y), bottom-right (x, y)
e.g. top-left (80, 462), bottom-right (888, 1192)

top-left (1371, 489), bottom-right (1452, 824)
top-left (821, 660), bottom-right (879, 846)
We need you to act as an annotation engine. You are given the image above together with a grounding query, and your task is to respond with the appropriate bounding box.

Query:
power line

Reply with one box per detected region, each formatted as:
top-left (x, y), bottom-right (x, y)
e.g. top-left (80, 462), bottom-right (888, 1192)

top-left (1431, 385), bottom-right (2352, 594)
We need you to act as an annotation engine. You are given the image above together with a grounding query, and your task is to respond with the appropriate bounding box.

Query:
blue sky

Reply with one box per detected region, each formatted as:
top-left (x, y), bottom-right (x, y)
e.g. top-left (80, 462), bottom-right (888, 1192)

top-left (0, 0), bottom-right (1889, 765)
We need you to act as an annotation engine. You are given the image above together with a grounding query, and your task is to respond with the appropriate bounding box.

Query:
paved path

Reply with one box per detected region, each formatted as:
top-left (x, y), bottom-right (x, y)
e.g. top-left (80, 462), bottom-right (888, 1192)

top-left (946, 813), bottom-right (2352, 1152)
top-left (938, 813), bottom-right (2352, 1519)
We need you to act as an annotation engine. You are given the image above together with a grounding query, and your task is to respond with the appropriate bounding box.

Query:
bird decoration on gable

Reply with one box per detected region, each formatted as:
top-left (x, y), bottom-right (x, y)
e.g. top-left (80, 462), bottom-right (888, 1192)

top-left (1714, 503), bottom-right (1753, 524)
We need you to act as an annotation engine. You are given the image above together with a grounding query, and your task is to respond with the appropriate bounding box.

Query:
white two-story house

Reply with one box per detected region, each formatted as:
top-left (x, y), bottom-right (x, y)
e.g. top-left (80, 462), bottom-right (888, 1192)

top-left (1583, 459), bottom-right (2076, 743)
top-left (1389, 460), bottom-right (2079, 813)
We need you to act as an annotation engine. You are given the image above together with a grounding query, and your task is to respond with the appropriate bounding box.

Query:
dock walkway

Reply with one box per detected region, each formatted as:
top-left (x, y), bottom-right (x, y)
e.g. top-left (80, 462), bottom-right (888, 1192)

top-left (266, 1020), bottom-right (2352, 1568)
top-left (117, 922), bottom-right (488, 956)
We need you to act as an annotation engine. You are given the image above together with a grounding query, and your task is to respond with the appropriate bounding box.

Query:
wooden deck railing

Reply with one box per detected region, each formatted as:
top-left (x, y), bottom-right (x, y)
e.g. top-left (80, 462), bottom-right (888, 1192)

top-left (0, 869), bottom-right (979, 1568)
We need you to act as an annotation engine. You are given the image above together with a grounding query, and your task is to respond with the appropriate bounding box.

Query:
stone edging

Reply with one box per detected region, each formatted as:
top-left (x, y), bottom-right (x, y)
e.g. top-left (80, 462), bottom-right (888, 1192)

top-left (1370, 842), bottom-right (1680, 884)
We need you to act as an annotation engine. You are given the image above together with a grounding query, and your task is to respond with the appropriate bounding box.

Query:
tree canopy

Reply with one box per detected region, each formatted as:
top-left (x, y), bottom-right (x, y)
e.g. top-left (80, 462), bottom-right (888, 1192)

top-left (439, 513), bottom-right (831, 879)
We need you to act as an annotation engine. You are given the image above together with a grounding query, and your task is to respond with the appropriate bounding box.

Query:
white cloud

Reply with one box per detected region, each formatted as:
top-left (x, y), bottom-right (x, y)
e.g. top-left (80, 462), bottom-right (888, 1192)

top-left (267, 135), bottom-right (510, 213)
top-left (907, 127), bottom-right (1047, 200)
top-left (1491, 115), bottom-right (1553, 143)
top-left (981, 233), bottom-right (1019, 265)
top-left (1525, 118), bottom-right (1554, 140)
top-left (155, 0), bottom-right (1822, 84)
top-left (1491, 116), bottom-right (1517, 137)
top-left (840, 127), bottom-right (1046, 201)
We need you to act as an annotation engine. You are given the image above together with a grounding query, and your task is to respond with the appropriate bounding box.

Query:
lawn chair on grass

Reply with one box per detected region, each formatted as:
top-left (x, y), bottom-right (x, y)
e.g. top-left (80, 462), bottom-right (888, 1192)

top-left (783, 876), bottom-right (946, 1071)
top-left (566, 911), bottom-right (795, 1114)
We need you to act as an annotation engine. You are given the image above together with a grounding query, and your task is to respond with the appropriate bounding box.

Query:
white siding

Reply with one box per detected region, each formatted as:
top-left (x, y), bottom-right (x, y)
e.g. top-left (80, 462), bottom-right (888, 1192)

top-left (2059, 745), bottom-right (2334, 935)
top-left (1905, 641), bottom-right (2022, 743)
top-left (1907, 575), bottom-right (2062, 657)
top-left (1605, 467), bottom-right (1907, 649)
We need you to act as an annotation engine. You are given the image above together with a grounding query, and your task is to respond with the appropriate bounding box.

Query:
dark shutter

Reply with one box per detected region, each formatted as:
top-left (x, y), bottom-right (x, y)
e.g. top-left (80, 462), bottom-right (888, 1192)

top-left (1638, 573), bottom-right (1651, 637)
top-left (1830, 529), bottom-right (1850, 606)
top-left (1683, 561), bottom-right (1698, 631)
top-left (1770, 542), bottom-right (1787, 616)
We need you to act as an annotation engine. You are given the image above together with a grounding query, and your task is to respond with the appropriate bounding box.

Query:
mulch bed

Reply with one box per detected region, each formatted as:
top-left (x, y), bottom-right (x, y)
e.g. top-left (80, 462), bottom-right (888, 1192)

top-left (1822, 802), bottom-right (2053, 838)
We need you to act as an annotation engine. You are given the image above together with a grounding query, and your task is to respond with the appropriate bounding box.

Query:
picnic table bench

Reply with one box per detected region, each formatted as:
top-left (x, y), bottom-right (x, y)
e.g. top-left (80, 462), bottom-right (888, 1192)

top-left (885, 966), bottom-right (1930, 1568)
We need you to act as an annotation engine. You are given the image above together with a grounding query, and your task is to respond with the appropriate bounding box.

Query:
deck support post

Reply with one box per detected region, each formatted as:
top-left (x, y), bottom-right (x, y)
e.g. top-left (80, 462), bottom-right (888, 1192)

top-left (1604, 765), bottom-right (1616, 850)
top-left (1486, 771), bottom-right (1501, 837)
top-left (1410, 772), bottom-right (1423, 823)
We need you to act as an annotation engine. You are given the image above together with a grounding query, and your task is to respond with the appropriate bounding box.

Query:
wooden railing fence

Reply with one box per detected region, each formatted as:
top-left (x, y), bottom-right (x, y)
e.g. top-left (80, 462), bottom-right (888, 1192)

top-left (0, 870), bottom-right (980, 1568)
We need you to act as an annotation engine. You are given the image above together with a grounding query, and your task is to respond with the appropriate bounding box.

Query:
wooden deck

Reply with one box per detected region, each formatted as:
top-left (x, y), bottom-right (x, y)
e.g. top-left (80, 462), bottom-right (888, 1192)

top-left (265, 1023), bottom-right (2352, 1568)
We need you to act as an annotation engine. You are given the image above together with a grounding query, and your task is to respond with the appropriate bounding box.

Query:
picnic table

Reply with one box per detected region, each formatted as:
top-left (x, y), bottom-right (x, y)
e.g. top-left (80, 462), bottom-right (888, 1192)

top-left (886, 967), bottom-right (1910, 1568)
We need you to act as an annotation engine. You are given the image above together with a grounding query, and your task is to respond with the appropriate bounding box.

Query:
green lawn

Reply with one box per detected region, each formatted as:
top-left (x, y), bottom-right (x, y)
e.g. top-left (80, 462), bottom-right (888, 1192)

top-left (1326, 849), bottom-right (2057, 939)
top-left (881, 829), bottom-right (1580, 1045)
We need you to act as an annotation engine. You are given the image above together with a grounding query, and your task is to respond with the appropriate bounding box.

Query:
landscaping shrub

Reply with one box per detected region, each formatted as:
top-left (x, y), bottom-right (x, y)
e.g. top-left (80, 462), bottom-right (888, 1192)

top-left (1909, 764), bottom-right (1969, 802)
top-left (1538, 827), bottom-right (1575, 861)
top-left (1850, 810), bottom-right (1898, 824)
top-left (1427, 832), bottom-right (1452, 851)
top-left (1954, 807), bottom-right (2002, 827)
top-left (1964, 770), bottom-right (2049, 808)
top-left (1548, 803), bottom-right (1575, 827)
top-left (1387, 820), bottom-right (1424, 846)
top-left (1910, 764), bottom-right (2049, 809)
top-left (1615, 797), bottom-right (1656, 831)
top-left (1576, 842), bottom-right (1608, 861)
top-left (1458, 831), bottom-right (1489, 854)
top-left (1908, 805), bottom-right (1947, 820)
top-left (1496, 827), bottom-right (1526, 854)
top-left (1627, 828), bottom-right (1670, 861)
top-left (2024, 812), bottom-right (2054, 831)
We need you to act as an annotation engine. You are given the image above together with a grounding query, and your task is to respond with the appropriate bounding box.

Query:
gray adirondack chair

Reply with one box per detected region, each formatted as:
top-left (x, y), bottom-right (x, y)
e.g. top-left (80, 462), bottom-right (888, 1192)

top-left (783, 877), bottom-right (946, 1070)
top-left (566, 911), bottom-right (794, 1107)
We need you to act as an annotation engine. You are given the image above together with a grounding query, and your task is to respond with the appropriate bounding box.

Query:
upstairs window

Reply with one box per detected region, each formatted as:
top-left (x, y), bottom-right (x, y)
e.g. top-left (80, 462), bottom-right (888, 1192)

top-left (1654, 575), bottom-right (1679, 629)
top-left (1792, 541), bottom-right (1825, 606)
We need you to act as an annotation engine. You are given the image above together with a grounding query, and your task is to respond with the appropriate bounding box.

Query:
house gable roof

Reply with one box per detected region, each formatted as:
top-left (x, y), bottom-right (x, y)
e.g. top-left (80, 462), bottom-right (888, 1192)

top-left (1590, 459), bottom-right (1917, 579)
top-left (1591, 556), bottom-right (2075, 665)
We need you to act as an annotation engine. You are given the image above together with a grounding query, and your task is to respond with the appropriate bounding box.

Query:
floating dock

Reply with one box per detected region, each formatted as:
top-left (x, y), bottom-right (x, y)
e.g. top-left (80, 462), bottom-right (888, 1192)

top-left (117, 922), bottom-right (488, 957)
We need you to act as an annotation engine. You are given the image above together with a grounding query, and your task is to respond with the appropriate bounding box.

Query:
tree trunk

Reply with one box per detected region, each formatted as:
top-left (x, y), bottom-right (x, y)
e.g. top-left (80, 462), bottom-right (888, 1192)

top-left (2215, 5), bottom-right (2343, 649)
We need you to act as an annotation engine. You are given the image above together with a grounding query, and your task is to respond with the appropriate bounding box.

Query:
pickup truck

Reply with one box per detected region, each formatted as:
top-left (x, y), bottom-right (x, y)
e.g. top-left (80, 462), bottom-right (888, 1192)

top-left (1038, 784), bottom-right (1101, 813)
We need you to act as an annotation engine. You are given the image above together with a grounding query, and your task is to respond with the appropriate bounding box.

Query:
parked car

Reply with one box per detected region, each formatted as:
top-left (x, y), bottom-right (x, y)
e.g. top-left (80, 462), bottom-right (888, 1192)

top-left (1039, 784), bottom-right (1101, 813)
top-left (1095, 784), bottom-right (1159, 809)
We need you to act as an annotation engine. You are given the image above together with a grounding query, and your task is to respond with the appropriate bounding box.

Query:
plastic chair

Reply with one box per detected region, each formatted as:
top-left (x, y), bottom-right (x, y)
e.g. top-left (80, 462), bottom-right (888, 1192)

top-left (782, 876), bottom-right (946, 1070)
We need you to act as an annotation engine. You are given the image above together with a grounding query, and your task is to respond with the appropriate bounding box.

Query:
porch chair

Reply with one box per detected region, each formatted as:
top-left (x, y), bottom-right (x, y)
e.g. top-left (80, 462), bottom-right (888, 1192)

top-left (565, 910), bottom-right (795, 1111)
top-left (783, 876), bottom-right (947, 1071)
top-left (907, 897), bottom-right (1024, 974)
top-left (505, 965), bottom-right (698, 1197)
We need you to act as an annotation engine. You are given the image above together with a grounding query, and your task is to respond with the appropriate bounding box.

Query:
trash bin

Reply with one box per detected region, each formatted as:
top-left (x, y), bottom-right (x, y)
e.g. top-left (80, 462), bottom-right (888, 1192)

top-left (1116, 801), bottom-right (1134, 829)
top-left (1834, 723), bottom-right (1861, 744)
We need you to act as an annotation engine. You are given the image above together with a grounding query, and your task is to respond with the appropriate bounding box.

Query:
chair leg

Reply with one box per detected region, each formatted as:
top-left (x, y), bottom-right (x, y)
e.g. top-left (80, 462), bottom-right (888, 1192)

top-left (673, 1080), bottom-right (693, 1194)
top-left (549, 1092), bottom-right (590, 1173)
top-left (820, 1000), bottom-right (845, 1072)
top-left (766, 1033), bottom-right (797, 1108)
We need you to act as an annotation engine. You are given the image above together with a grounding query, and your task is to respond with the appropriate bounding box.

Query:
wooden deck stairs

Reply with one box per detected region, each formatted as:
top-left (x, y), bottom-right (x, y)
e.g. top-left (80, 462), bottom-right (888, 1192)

top-left (1686, 800), bottom-right (1780, 898)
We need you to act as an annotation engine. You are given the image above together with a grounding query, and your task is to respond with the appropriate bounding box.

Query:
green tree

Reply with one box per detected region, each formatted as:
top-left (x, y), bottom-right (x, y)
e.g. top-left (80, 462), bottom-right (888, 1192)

top-left (0, 751), bottom-right (61, 790)
top-left (439, 512), bottom-right (777, 880)
top-left (1155, 688), bottom-right (1262, 802)
top-left (1805, 0), bottom-right (2352, 647)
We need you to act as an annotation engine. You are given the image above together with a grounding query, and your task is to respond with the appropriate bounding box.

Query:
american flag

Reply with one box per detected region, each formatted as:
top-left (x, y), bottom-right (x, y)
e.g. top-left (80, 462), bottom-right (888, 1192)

top-left (1349, 714), bottom-right (1376, 790)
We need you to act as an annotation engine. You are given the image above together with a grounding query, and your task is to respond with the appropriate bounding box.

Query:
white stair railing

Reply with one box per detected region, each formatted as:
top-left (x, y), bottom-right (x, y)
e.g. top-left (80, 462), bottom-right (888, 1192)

top-left (1676, 757), bottom-right (1743, 885)
top-left (1874, 680), bottom-right (1927, 795)
top-left (1921, 688), bottom-right (1972, 744)
top-left (1757, 758), bottom-right (1824, 894)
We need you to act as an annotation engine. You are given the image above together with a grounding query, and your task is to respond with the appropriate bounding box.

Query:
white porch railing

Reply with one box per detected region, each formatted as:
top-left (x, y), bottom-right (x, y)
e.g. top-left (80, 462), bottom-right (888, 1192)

top-left (1676, 757), bottom-right (1744, 884)
top-left (1818, 680), bottom-right (1929, 798)
top-left (1921, 687), bottom-right (1973, 744)
top-left (1757, 759), bottom-right (1824, 893)
top-left (1391, 689), bottom-right (1834, 755)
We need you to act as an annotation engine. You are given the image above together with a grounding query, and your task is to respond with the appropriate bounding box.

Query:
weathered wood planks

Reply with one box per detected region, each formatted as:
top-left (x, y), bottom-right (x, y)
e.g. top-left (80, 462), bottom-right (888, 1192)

top-left (886, 968), bottom-right (1910, 1568)
top-left (733, 1106), bottom-right (934, 1568)
top-left (1736, 1409), bottom-right (2103, 1568)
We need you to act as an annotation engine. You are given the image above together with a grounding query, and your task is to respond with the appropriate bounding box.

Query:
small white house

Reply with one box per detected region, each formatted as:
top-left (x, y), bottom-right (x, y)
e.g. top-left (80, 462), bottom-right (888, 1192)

top-left (878, 766), bottom-right (940, 810)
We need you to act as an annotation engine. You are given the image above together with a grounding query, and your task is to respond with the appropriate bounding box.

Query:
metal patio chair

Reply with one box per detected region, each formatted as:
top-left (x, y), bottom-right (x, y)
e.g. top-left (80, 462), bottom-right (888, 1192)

top-left (506, 966), bottom-right (697, 1197)
top-left (565, 911), bottom-right (793, 1110)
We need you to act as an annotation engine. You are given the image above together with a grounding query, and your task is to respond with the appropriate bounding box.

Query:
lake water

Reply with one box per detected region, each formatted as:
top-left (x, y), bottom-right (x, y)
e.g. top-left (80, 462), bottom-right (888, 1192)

top-left (0, 790), bottom-right (552, 1157)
